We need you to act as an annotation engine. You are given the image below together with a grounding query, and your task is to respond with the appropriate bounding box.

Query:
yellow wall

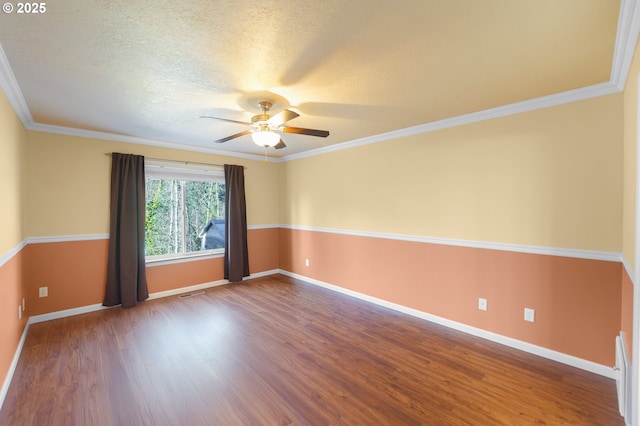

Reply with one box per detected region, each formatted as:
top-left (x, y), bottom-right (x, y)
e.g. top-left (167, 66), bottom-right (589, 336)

top-left (0, 88), bottom-right (28, 408)
top-left (282, 94), bottom-right (623, 252)
top-left (621, 32), bottom-right (640, 362)
top-left (0, 89), bottom-right (26, 251)
top-left (25, 132), bottom-right (281, 238)
top-left (19, 132), bottom-right (283, 317)
top-left (0, 50), bottom-right (631, 382)
top-left (623, 38), bottom-right (640, 272)
top-left (279, 92), bottom-right (624, 366)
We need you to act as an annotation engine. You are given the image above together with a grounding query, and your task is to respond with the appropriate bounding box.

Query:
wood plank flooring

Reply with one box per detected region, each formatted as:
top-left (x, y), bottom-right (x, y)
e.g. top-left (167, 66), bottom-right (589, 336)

top-left (0, 275), bottom-right (624, 425)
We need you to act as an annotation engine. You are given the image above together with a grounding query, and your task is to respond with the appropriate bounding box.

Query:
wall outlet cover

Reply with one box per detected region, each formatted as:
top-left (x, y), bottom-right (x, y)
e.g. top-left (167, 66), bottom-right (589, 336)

top-left (524, 308), bottom-right (535, 322)
top-left (478, 298), bottom-right (488, 311)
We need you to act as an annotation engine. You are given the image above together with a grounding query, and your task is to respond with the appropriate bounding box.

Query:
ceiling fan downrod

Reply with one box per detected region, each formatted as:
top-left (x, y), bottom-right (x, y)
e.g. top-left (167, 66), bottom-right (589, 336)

top-left (253, 101), bottom-right (273, 124)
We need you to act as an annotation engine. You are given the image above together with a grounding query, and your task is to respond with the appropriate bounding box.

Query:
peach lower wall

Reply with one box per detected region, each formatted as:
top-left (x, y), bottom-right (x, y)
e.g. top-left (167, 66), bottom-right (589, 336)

top-left (23, 228), bottom-right (279, 316)
top-left (0, 250), bottom-right (27, 395)
top-left (24, 239), bottom-right (109, 316)
top-left (4, 225), bottom-right (622, 380)
top-left (146, 257), bottom-right (225, 294)
top-left (147, 227), bottom-right (279, 293)
top-left (279, 228), bottom-right (622, 366)
top-left (621, 266), bottom-right (634, 359)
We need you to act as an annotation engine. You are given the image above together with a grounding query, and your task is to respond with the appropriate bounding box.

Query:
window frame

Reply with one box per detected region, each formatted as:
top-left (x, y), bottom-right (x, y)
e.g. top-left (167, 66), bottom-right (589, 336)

top-left (144, 159), bottom-right (226, 264)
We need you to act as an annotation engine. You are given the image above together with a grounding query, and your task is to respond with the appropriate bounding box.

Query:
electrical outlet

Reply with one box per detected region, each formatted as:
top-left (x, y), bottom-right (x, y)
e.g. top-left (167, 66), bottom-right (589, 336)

top-left (39, 287), bottom-right (48, 298)
top-left (305, 258), bottom-right (310, 267)
top-left (478, 298), bottom-right (488, 311)
top-left (524, 308), bottom-right (535, 322)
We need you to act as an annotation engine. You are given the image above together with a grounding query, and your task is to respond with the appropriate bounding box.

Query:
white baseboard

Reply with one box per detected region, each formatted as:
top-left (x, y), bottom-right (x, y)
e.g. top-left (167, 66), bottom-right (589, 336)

top-left (1, 267), bottom-right (614, 415)
top-left (28, 303), bottom-right (115, 325)
top-left (248, 269), bottom-right (281, 279)
top-left (148, 279), bottom-right (228, 300)
top-left (0, 270), bottom-right (279, 410)
top-left (279, 270), bottom-right (615, 379)
top-left (27, 270), bottom-right (279, 324)
top-left (147, 269), bottom-right (281, 300)
top-left (0, 322), bottom-right (29, 412)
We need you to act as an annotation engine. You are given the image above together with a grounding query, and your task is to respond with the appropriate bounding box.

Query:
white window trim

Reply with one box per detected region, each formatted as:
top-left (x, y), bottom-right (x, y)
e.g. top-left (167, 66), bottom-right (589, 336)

top-left (145, 249), bottom-right (224, 267)
top-left (145, 159), bottom-right (225, 262)
top-left (145, 159), bottom-right (225, 183)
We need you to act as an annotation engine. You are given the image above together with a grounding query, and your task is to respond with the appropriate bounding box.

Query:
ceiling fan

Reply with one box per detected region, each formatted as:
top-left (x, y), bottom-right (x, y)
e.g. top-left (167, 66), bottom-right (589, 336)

top-left (201, 101), bottom-right (329, 150)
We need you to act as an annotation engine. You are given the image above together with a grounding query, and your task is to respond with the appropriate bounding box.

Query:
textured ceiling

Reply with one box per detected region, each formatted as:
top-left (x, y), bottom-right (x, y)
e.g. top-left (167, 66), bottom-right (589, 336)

top-left (0, 0), bottom-right (627, 159)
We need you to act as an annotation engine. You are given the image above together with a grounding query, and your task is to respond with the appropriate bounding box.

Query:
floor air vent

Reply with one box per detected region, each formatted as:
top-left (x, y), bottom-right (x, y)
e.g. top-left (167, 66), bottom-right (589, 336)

top-left (179, 291), bottom-right (205, 299)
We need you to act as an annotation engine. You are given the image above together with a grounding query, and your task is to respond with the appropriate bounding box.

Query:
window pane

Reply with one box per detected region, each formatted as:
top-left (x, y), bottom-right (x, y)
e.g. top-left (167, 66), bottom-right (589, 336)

top-left (184, 181), bottom-right (226, 252)
top-left (145, 178), bottom-right (225, 257)
top-left (145, 179), bottom-right (185, 256)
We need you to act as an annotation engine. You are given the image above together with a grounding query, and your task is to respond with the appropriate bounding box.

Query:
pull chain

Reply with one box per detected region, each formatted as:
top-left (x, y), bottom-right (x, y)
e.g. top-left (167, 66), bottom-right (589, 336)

top-left (264, 147), bottom-right (269, 164)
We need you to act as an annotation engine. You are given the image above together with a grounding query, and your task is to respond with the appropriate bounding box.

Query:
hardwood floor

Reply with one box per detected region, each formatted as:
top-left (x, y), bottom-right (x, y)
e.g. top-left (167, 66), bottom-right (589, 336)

top-left (0, 275), bottom-right (624, 425)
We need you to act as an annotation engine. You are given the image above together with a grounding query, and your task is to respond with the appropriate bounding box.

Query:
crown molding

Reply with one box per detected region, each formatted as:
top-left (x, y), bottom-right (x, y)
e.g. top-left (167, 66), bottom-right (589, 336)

top-left (1, 2), bottom-right (638, 163)
top-left (283, 0), bottom-right (640, 162)
top-left (281, 82), bottom-right (619, 162)
top-left (27, 122), bottom-right (272, 163)
top-left (611, 0), bottom-right (640, 91)
top-left (0, 42), bottom-right (32, 126)
top-left (0, 42), bottom-right (272, 163)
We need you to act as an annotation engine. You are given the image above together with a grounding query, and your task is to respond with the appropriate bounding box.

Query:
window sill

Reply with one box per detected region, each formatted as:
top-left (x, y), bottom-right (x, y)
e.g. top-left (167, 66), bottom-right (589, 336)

top-left (146, 250), bottom-right (224, 267)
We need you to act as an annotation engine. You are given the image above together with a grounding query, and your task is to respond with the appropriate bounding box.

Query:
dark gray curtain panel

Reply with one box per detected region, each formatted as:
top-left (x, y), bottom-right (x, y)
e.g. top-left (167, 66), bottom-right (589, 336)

top-left (224, 164), bottom-right (250, 282)
top-left (104, 153), bottom-right (149, 307)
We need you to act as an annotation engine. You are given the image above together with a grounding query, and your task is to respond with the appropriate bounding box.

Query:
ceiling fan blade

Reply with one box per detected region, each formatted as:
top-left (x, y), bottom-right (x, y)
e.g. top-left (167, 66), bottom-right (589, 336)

top-left (201, 116), bottom-right (251, 126)
top-left (274, 139), bottom-right (287, 149)
top-left (281, 126), bottom-right (330, 138)
top-left (268, 109), bottom-right (299, 126)
top-left (214, 130), bottom-right (252, 143)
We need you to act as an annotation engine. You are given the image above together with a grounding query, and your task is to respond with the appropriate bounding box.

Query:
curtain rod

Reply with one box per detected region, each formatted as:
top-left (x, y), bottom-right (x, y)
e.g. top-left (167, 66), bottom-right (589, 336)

top-left (104, 153), bottom-right (246, 169)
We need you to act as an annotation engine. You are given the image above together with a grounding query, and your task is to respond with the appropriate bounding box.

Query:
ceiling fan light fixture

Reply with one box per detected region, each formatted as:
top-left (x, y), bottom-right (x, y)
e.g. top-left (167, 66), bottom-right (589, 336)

top-left (204, 100), bottom-right (329, 148)
top-left (251, 129), bottom-right (280, 148)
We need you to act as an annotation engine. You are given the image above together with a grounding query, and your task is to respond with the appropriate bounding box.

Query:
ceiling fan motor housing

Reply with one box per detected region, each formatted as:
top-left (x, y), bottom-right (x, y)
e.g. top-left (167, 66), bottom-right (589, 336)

top-left (251, 114), bottom-right (271, 124)
top-left (252, 101), bottom-right (274, 125)
top-left (204, 98), bottom-right (329, 148)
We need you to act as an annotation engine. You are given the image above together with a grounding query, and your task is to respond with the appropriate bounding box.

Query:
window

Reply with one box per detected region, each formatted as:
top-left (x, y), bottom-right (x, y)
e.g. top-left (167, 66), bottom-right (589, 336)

top-left (144, 160), bottom-right (225, 261)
